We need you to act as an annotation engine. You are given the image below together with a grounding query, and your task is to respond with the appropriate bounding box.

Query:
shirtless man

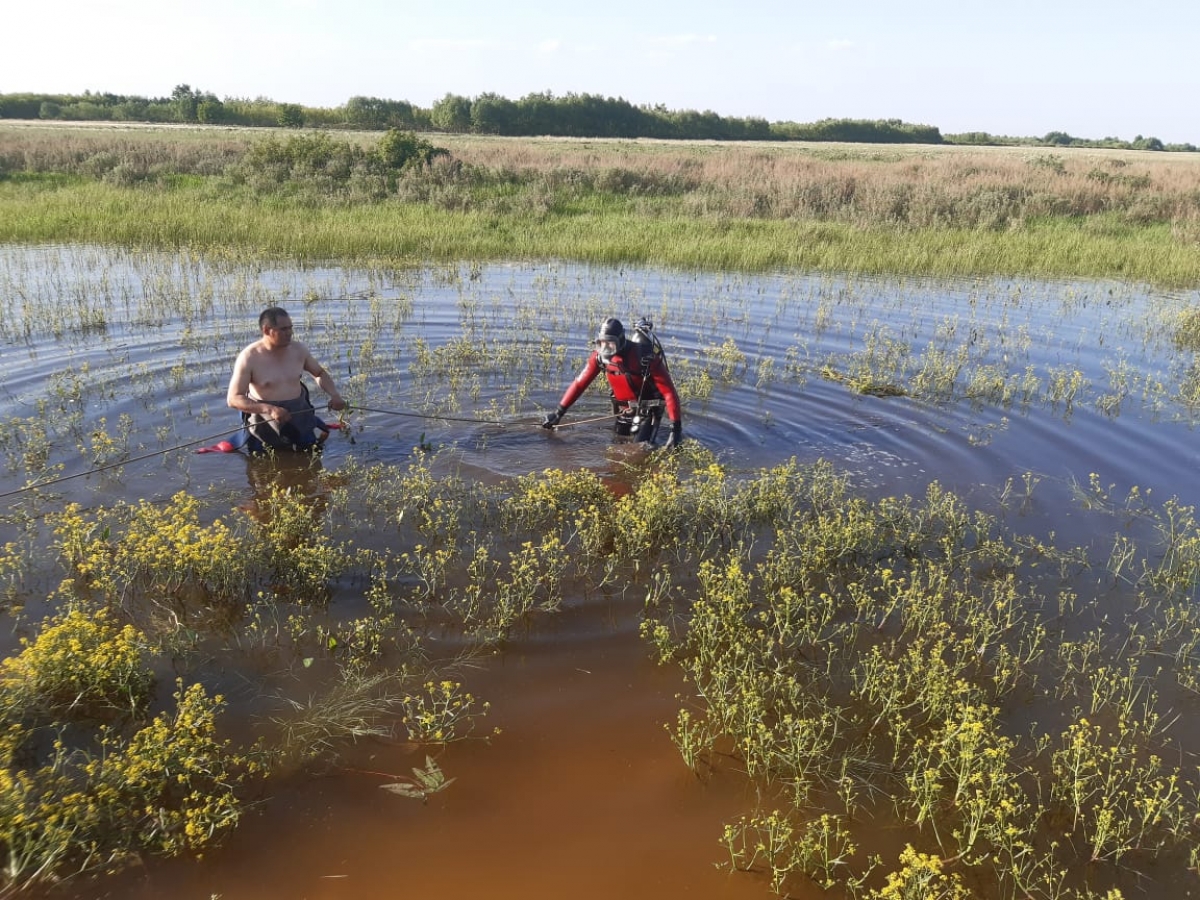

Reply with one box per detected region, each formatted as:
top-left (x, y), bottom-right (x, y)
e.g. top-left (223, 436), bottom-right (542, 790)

top-left (227, 307), bottom-right (346, 452)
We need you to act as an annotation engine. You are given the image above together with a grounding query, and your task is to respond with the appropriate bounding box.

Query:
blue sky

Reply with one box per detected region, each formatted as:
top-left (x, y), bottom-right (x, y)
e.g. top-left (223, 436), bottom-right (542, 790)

top-left (4, 0), bottom-right (1196, 143)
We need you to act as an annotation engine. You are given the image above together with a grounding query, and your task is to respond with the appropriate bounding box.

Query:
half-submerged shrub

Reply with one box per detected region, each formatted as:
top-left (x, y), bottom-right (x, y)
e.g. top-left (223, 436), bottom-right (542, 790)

top-left (0, 681), bottom-right (259, 894)
top-left (0, 607), bottom-right (151, 719)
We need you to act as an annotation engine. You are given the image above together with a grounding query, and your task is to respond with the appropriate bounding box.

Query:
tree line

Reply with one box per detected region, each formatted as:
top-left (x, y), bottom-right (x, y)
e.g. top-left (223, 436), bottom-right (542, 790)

top-left (0, 85), bottom-right (1193, 153)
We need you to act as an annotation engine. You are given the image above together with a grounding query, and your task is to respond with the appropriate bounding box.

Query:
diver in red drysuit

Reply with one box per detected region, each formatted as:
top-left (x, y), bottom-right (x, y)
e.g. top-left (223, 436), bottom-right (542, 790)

top-left (542, 317), bottom-right (683, 447)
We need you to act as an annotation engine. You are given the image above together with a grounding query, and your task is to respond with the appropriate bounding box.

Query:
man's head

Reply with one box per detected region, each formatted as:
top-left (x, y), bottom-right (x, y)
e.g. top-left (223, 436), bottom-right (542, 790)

top-left (595, 317), bottom-right (625, 364)
top-left (259, 307), bottom-right (294, 346)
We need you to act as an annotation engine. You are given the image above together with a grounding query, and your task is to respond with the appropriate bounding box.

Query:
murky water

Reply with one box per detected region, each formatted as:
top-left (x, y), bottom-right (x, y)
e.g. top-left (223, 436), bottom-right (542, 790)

top-left (3, 246), bottom-right (1200, 898)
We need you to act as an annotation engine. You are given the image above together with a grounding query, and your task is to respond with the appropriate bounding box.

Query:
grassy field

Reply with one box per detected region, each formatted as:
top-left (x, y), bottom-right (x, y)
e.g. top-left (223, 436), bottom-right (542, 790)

top-left (1, 121), bottom-right (1198, 285)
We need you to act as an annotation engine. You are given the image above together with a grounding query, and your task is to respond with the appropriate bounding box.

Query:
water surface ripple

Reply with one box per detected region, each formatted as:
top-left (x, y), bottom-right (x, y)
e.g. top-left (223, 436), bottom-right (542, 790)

top-left (3, 246), bottom-right (1200, 900)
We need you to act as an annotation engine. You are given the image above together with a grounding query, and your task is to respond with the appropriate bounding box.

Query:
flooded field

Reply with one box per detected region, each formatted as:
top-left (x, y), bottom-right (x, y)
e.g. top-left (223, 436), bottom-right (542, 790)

top-left (3, 245), bottom-right (1200, 899)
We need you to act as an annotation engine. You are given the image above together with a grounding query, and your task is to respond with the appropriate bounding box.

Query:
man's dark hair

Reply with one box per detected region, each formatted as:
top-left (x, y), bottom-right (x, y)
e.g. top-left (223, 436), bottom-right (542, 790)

top-left (259, 307), bottom-right (290, 329)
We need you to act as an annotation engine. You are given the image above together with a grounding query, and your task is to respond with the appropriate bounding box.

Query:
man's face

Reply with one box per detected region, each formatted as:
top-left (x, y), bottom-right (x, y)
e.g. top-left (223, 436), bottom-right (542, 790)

top-left (264, 316), bottom-right (294, 347)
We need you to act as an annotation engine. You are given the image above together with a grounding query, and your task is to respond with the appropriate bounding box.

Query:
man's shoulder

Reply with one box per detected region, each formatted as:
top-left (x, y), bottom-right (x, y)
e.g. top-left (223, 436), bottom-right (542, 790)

top-left (234, 340), bottom-right (262, 362)
top-left (243, 339), bottom-right (307, 357)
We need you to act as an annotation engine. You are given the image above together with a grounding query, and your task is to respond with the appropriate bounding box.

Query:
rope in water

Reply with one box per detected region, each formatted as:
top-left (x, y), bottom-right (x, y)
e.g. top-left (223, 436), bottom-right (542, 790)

top-left (0, 425), bottom-right (250, 501)
top-left (346, 403), bottom-right (618, 429)
top-left (0, 403), bottom-right (618, 502)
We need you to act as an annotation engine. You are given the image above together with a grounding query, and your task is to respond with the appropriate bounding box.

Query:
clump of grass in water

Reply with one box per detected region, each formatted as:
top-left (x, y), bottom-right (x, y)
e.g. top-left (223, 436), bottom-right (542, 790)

top-left (639, 458), bottom-right (1200, 898)
top-left (1173, 306), bottom-right (1200, 351)
top-left (0, 641), bottom-right (260, 894)
top-left (11, 429), bottom-right (1200, 897)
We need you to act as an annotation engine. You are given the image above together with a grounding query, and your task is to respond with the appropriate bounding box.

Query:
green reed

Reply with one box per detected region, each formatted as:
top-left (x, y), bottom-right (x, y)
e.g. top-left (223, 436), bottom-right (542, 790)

top-left (2, 151), bottom-right (1200, 285)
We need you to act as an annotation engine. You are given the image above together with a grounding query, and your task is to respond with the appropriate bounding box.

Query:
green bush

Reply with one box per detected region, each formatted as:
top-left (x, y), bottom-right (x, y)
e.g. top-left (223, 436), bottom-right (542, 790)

top-left (377, 128), bottom-right (449, 169)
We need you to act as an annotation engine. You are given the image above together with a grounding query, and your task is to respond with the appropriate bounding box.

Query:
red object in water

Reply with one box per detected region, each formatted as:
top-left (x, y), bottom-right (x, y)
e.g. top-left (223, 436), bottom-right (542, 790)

top-left (196, 440), bottom-right (238, 454)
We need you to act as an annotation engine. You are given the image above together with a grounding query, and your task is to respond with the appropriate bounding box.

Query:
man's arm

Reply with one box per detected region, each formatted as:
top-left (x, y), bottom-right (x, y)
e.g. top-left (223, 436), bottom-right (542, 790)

top-left (650, 358), bottom-right (683, 448)
top-left (543, 353), bottom-right (601, 428)
top-left (558, 353), bottom-right (601, 410)
top-left (304, 353), bottom-right (346, 411)
top-left (649, 358), bottom-right (682, 425)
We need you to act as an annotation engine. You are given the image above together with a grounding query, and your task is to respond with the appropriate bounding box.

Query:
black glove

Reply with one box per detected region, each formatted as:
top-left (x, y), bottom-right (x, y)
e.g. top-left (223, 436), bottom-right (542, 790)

top-left (662, 421), bottom-right (683, 449)
top-left (542, 406), bottom-right (566, 429)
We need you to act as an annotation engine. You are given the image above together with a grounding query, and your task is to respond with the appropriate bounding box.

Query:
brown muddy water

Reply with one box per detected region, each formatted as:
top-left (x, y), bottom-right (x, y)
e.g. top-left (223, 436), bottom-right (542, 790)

top-left (3, 246), bottom-right (1200, 899)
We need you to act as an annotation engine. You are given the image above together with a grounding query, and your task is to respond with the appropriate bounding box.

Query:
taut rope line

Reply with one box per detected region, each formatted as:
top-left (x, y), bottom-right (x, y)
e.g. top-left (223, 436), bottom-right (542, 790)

top-left (0, 425), bottom-right (250, 501)
top-left (0, 403), bottom-right (619, 502)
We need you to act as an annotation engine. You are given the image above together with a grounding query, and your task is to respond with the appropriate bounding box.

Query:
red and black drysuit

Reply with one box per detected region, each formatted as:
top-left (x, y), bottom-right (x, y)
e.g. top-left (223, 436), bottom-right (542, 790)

top-left (551, 342), bottom-right (682, 443)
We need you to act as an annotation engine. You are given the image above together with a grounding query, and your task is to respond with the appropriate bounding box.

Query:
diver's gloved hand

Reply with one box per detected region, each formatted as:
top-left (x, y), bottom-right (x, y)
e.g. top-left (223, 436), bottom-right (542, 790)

top-left (662, 421), bottom-right (683, 449)
top-left (542, 406), bottom-right (566, 429)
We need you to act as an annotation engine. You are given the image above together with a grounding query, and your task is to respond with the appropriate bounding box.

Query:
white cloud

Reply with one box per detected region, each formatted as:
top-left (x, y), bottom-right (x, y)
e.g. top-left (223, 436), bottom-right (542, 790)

top-left (538, 38), bottom-right (562, 54)
top-left (827, 39), bottom-right (855, 51)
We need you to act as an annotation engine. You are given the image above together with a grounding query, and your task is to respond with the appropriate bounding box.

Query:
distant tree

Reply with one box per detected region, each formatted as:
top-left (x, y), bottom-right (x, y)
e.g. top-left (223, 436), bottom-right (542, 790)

top-left (387, 99), bottom-right (416, 129)
top-left (344, 95), bottom-right (389, 129)
top-left (470, 92), bottom-right (517, 134)
top-left (62, 101), bottom-right (113, 121)
top-left (39, 101), bottom-right (61, 119)
top-left (277, 104), bottom-right (305, 128)
top-left (430, 93), bottom-right (471, 132)
top-left (516, 91), bottom-right (558, 135)
top-left (741, 117), bottom-right (772, 140)
top-left (1043, 131), bottom-right (1074, 146)
top-left (172, 84), bottom-right (199, 123)
top-left (1132, 136), bottom-right (1165, 151)
top-left (196, 99), bottom-right (227, 124)
top-left (112, 98), bottom-right (151, 121)
top-left (144, 101), bottom-right (182, 124)
top-left (343, 96), bottom-right (416, 130)
top-left (223, 97), bottom-right (280, 128)
top-left (785, 118), bottom-right (943, 144)
top-left (301, 104), bottom-right (344, 128)
top-left (944, 132), bottom-right (999, 145)
top-left (0, 94), bottom-right (47, 118)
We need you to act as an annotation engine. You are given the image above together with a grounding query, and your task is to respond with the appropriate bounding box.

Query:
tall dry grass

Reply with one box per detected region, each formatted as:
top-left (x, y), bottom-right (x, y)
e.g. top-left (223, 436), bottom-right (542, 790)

top-left (2, 122), bottom-right (1198, 281)
top-left (4, 123), bottom-right (1199, 229)
top-left (433, 134), bottom-right (1200, 231)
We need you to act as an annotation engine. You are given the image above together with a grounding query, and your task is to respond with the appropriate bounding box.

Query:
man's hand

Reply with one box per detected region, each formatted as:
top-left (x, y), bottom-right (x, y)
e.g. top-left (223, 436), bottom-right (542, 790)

top-left (662, 421), bottom-right (683, 449)
top-left (542, 407), bottom-right (566, 429)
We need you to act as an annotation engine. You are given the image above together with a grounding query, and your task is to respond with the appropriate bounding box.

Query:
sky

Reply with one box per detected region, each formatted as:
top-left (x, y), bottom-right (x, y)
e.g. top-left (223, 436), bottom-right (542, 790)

top-left (3, 0), bottom-right (1197, 144)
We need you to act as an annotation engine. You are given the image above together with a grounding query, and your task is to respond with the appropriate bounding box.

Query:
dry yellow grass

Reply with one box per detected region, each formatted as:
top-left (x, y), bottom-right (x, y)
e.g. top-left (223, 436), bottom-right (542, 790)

top-left (2, 121), bottom-right (1198, 281)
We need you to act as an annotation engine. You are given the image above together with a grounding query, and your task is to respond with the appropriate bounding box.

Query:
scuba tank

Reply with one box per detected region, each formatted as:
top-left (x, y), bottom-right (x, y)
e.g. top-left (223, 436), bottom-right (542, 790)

top-left (628, 318), bottom-right (666, 373)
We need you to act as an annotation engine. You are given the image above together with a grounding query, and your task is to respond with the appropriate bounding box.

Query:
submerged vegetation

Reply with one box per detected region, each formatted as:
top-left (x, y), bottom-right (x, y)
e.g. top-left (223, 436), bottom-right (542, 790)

top-left (1, 123), bottom-right (1199, 285)
top-left (6, 442), bottom-right (1200, 897)
top-left (645, 463), bottom-right (1200, 898)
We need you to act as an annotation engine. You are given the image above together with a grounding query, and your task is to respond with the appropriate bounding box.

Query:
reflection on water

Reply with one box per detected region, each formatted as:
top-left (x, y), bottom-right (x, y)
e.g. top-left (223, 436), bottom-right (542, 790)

top-left (239, 450), bottom-right (329, 518)
top-left (3, 246), bottom-right (1200, 899)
